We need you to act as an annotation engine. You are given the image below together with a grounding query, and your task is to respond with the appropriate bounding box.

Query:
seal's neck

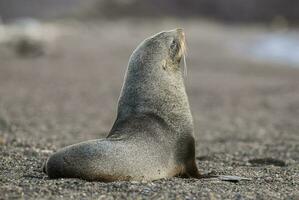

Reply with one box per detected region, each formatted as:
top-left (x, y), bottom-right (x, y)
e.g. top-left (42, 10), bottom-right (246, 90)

top-left (110, 58), bottom-right (194, 136)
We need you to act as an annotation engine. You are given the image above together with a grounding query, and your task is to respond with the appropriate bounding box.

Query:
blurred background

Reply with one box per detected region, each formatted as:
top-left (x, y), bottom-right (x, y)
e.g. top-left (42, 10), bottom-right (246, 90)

top-left (1, 1), bottom-right (299, 199)
top-left (1, 0), bottom-right (299, 23)
top-left (1, 0), bottom-right (299, 66)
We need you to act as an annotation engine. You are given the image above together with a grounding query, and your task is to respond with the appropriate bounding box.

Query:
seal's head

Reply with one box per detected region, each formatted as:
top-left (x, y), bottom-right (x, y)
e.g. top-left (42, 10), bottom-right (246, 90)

top-left (129, 28), bottom-right (187, 76)
top-left (115, 28), bottom-right (192, 135)
top-left (149, 28), bottom-right (186, 65)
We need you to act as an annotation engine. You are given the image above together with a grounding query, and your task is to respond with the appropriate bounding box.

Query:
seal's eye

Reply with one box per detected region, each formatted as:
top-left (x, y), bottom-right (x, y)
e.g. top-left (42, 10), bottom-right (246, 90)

top-left (170, 40), bottom-right (178, 51)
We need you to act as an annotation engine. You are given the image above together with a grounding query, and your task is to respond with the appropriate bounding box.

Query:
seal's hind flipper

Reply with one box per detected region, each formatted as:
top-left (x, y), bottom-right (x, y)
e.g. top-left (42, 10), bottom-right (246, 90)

top-left (216, 175), bottom-right (251, 182)
top-left (199, 174), bottom-right (251, 182)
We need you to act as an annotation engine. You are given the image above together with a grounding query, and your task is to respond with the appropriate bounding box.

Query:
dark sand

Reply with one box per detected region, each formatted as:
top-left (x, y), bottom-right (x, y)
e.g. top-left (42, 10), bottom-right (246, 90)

top-left (0, 20), bottom-right (298, 199)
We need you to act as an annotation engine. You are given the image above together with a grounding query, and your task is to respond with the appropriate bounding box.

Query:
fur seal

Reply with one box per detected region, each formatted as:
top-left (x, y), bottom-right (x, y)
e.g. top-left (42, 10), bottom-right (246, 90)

top-left (43, 29), bottom-right (250, 182)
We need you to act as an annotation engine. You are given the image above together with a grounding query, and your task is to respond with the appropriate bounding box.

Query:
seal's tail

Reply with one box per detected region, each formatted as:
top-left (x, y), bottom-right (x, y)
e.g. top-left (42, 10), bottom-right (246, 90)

top-left (42, 160), bottom-right (47, 174)
top-left (43, 162), bottom-right (47, 174)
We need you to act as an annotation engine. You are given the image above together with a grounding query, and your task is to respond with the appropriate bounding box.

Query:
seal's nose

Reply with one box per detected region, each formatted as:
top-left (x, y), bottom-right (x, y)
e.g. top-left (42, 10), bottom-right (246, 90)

top-left (176, 28), bottom-right (185, 40)
top-left (176, 28), bottom-right (184, 34)
top-left (176, 28), bottom-right (184, 33)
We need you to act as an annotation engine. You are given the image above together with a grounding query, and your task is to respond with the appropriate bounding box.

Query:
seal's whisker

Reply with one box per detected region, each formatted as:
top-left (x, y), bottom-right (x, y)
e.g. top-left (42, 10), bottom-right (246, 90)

top-left (179, 36), bottom-right (188, 77)
top-left (183, 54), bottom-right (187, 77)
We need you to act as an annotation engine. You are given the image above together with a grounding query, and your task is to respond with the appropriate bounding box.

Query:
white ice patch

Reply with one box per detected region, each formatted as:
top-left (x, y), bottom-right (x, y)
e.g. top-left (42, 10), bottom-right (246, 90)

top-left (0, 18), bottom-right (61, 45)
top-left (249, 33), bottom-right (299, 66)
